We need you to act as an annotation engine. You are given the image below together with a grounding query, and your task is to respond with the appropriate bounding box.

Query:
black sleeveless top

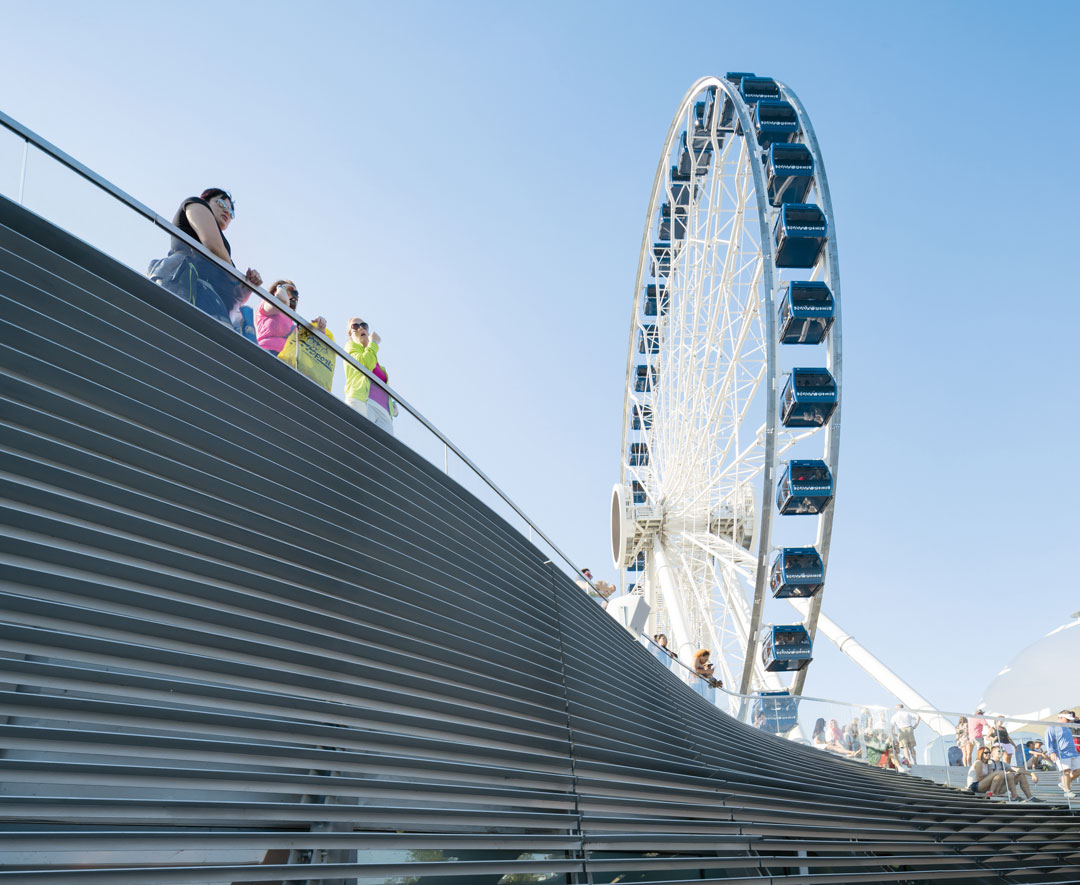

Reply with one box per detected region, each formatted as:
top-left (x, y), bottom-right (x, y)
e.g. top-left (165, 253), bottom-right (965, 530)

top-left (171, 197), bottom-right (232, 258)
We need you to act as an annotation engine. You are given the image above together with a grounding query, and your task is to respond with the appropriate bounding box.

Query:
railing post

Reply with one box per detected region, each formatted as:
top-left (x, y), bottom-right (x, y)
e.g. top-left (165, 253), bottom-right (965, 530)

top-left (17, 139), bottom-right (28, 204)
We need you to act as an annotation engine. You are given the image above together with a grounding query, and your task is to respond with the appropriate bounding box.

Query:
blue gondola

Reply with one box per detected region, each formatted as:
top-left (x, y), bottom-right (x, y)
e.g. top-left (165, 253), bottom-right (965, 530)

top-left (761, 624), bottom-right (813, 672)
top-left (754, 99), bottom-right (799, 148)
top-left (627, 551), bottom-right (645, 572)
top-left (638, 324), bottom-right (658, 355)
top-left (631, 480), bottom-right (646, 504)
top-left (725, 71), bottom-right (755, 85)
top-left (693, 121), bottom-right (714, 152)
top-left (670, 181), bottom-right (697, 208)
top-left (652, 243), bottom-right (670, 276)
top-left (740, 76), bottom-right (780, 105)
top-left (780, 368), bottom-right (837, 428)
top-left (643, 283), bottom-right (668, 317)
top-left (628, 442), bottom-right (649, 467)
top-left (777, 281), bottom-right (834, 345)
top-left (692, 91), bottom-right (718, 149)
top-left (721, 72), bottom-right (755, 132)
top-left (631, 404), bottom-right (652, 431)
top-left (753, 690), bottom-right (799, 733)
top-left (769, 547), bottom-right (824, 598)
top-left (669, 163), bottom-right (691, 183)
top-left (773, 203), bottom-right (827, 269)
top-left (776, 459), bottom-right (833, 515)
top-left (678, 131), bottom-right (712, 177)
top-left (634, 364), bottom-right (658, 393)
top-left (694, 93), bottom-right (714, 130)
top-left (766, 143), bottom-right (814, 207)
top-left (659, 202), bottom-right (687, 241)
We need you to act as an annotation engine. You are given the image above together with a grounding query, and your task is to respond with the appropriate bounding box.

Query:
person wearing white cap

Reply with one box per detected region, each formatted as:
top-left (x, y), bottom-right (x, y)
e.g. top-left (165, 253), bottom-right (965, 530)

top-left (1045, 709), bottom-right (1080, 798)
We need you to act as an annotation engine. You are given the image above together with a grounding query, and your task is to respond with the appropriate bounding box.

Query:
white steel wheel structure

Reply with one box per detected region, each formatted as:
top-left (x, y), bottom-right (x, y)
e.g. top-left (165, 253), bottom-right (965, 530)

top-left (611, 74), bottom-right (842, 704)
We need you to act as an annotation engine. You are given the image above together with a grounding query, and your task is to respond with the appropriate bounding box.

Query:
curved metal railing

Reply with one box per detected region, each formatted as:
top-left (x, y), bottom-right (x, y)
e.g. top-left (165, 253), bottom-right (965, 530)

top-left (3, 111), bottom-right (1074, 813)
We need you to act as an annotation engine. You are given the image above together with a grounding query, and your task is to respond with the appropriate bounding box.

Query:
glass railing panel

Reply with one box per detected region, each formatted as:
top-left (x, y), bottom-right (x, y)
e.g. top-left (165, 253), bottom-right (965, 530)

top-left (19, 143), bottom-right (161, 274)
top-left (391, 402), bottom-right (453, 475)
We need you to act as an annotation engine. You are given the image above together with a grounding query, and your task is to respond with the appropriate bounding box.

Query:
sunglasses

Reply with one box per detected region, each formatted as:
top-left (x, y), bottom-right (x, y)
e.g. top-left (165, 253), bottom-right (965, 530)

top-left (214, 197), bottom-right (236, 219)
top-left (350, 322), bottom-right (369, 331)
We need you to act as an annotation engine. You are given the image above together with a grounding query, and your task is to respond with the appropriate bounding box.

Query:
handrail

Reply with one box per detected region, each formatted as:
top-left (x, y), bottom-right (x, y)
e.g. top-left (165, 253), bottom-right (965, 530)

top-left (0, 108), bottom-right (599, 594)
top-left (4, 110), bottom-right (1068, 744)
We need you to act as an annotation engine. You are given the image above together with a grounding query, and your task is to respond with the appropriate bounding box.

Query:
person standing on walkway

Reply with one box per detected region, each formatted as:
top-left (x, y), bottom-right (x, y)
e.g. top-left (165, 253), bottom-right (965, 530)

top-left (891, 704), bottom-right (921, 766)
top-left (344, 318), bottom-right (395, 436)
top-left (956, 716), bottom-right (974, 766)
top-left (992, 719), bottom-right (1017, 764)
top-left (970, 708), bottom-right (989, 750)
top-left (149, 188), bottom-right (262, 327)
top-left (1046, 709), bottom-right (1080, 798)
top-left (256, 280), bottom-right (298, 355)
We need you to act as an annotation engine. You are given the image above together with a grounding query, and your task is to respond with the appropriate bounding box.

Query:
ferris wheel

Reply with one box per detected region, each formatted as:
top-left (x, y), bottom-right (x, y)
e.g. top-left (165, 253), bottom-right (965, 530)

top-left (611, 74), bottom-right (841, 704)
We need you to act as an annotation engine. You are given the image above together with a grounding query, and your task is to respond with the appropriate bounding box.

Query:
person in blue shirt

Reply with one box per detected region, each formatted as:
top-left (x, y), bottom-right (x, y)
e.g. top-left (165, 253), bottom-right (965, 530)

top-left (1045, 709), bottom-right (1080, 798)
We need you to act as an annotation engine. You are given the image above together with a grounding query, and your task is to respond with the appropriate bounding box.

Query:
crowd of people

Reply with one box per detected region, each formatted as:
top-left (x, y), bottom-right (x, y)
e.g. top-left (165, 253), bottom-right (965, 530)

top-left (957, 706), bottom-right (1080, 802)
top-left (953, 707), bottom-right (1080, 799)
top-left (148, 189), bottom-right (396, 435)
top-left (806, 705), bottom-right (923, 771)
top-left (808, 702), bottom-right (1080, 802)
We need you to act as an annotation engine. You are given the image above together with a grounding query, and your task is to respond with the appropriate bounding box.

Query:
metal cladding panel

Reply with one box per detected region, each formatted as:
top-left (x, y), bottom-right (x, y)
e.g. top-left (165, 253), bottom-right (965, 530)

top-left (0, 194), bottom-right (1079, 883)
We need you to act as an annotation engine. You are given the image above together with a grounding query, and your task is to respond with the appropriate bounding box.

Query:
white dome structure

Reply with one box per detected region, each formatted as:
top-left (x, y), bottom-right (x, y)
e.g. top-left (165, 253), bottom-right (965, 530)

top-left (979, 613), bottom-right (1080, 720)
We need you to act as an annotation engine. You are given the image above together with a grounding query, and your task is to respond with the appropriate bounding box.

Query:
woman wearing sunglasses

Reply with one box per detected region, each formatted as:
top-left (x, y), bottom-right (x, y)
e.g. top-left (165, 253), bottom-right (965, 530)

top-left (149, 188), bottom-right (262, 328)
top-left (344, 318), bottom-right (395, 436)
top-left (255, 280), bottom-right (329, 355)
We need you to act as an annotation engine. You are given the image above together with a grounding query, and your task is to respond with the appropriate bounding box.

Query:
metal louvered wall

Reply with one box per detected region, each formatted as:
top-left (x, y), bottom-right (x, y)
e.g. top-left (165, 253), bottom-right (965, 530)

top-left (0, 193), bottom-right (1078, 885)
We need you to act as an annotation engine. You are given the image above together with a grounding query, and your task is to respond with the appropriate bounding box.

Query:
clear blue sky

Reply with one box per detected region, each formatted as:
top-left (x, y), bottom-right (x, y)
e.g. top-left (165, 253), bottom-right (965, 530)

top-left (1, 0), bottom-right (1076, 714)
